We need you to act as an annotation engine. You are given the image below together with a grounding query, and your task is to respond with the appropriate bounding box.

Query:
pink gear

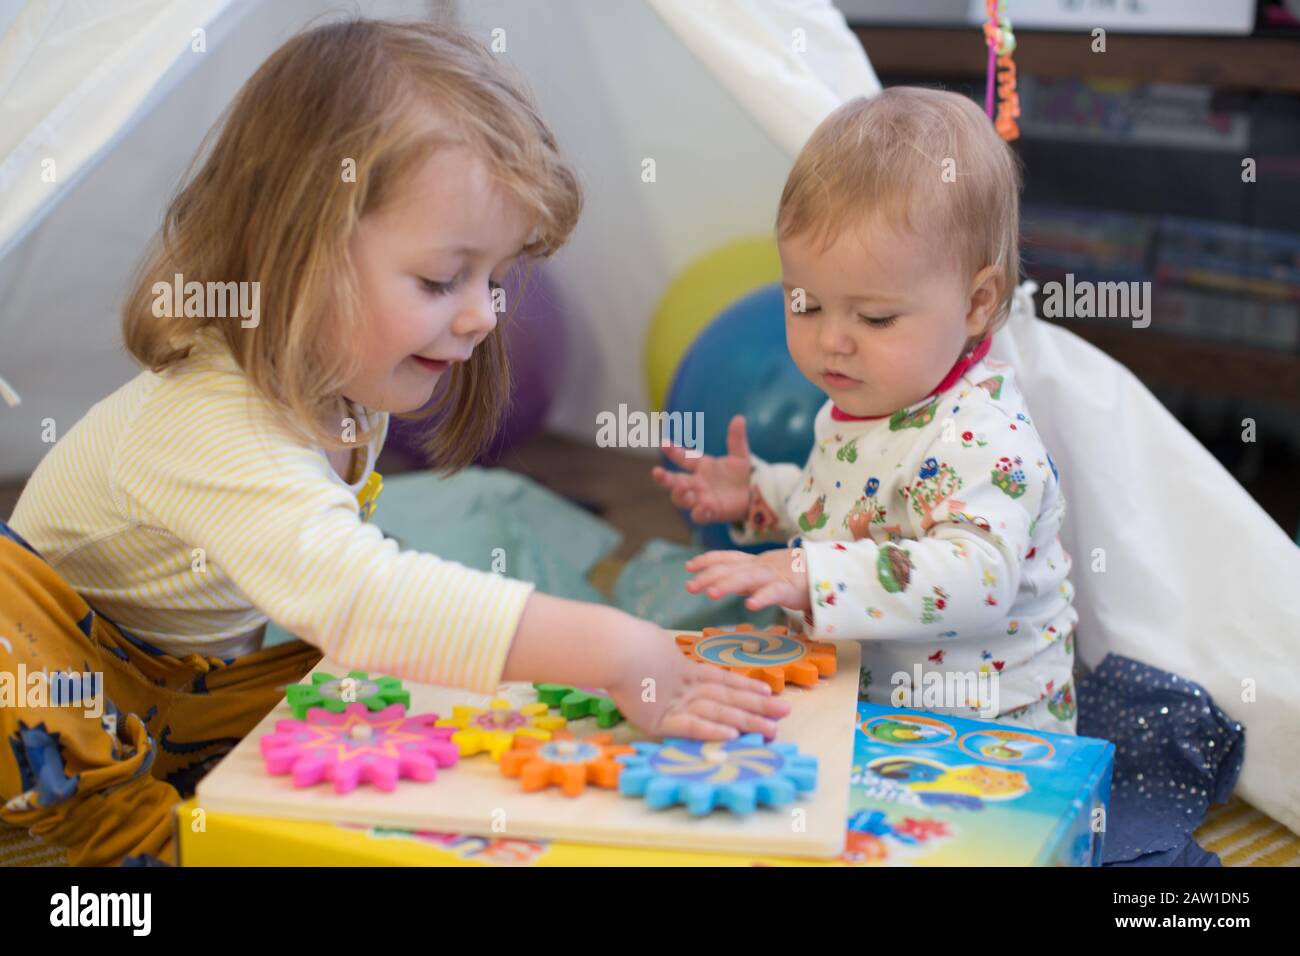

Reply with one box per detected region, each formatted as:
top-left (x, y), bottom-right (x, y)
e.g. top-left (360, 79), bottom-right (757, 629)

top-left (260, 703), bottom-right (458, 793)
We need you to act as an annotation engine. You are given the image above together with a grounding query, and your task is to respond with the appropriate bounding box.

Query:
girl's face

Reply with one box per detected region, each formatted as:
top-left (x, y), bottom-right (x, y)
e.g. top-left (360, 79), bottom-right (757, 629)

top-left (342, 146), bottom-right (533, 414)
top-left (779, 217), bottom-right (997, 418)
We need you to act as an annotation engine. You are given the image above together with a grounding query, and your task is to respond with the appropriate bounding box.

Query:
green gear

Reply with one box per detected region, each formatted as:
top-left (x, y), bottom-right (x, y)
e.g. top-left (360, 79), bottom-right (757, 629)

top-left (533, 683), bottom-right (624, 727)
top-left (285, 671), bottom-right (409, 719)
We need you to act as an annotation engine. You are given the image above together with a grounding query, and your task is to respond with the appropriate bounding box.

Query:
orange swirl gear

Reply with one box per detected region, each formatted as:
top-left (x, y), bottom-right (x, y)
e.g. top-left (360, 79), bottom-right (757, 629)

top-left (675, 624), bottom-right (836, 693)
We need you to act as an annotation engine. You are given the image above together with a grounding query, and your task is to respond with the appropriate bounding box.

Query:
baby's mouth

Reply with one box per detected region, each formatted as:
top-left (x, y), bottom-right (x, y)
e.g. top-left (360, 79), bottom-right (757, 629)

top-left (822, 369), bottom-right (861, 388)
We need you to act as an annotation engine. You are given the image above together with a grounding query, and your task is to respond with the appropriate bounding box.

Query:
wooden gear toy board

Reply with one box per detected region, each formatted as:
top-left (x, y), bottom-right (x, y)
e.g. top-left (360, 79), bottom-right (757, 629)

top-left (196, 633), bottom-right (860, 859)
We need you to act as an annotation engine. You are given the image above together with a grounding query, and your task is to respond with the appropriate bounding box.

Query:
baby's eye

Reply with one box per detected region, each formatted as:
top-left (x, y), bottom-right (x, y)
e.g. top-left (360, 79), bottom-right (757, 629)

top-left (859, 314), bottom-right (898, 328)
top-left (793, 304), bottom-right (821, 315)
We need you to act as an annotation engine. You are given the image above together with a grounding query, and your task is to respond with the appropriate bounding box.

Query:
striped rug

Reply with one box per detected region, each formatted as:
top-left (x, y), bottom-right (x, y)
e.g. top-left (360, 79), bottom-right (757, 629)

top-left (0, 824), bottom-right (66, 866)
top-left (1195, 797), bottom-right (1300, 867)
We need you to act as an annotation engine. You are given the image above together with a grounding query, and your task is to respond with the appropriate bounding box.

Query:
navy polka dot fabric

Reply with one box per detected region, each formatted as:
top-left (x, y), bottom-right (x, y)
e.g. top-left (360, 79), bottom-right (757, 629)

top-left (1078, 655), bottom-right (1245, 867)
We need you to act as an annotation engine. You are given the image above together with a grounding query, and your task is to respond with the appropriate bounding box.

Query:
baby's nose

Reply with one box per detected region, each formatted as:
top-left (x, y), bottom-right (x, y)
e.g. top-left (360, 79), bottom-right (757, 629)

top-left (819, 328), bottom-right (854, 354)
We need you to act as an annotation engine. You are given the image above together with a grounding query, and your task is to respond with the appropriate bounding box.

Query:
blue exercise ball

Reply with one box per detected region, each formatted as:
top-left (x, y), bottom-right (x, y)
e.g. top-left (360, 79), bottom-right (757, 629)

top-left (662, 283), bottom-right (827, 551)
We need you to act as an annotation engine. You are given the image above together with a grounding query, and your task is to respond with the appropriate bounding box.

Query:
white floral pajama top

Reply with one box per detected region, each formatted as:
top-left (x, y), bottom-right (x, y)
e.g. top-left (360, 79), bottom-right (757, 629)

top-left (730, 356), bottom-right (1080, 734)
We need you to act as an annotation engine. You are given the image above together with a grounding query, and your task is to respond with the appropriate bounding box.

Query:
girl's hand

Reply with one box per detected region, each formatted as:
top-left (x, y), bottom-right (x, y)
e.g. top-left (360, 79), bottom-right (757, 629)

top-left (502, 595), bottom-right (788, 741)
top-left (606, 623), bottom-right (791, 741)
top-left (651, 414), bottom-right (753, 526)
top-left (684, 547), bottom-right (811, 612)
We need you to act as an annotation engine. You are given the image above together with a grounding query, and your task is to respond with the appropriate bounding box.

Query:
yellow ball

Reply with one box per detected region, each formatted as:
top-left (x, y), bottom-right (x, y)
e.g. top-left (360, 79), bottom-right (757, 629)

top-left (644, 236), bottom-right (782, 411)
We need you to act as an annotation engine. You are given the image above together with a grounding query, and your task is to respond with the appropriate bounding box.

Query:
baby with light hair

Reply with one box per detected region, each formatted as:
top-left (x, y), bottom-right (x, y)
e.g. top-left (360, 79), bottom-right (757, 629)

top-left (654, 87), bottom-right (1079, 733)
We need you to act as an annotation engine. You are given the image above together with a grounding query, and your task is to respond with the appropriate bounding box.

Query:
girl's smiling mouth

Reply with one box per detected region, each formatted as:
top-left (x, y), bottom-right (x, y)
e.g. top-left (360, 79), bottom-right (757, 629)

top-left (411, 355), bottom-right (451, 373)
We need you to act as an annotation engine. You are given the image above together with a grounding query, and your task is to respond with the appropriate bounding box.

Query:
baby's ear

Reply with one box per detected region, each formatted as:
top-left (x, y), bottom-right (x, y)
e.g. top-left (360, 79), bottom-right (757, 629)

top-left (965, 266), bottom-right (1003, 338)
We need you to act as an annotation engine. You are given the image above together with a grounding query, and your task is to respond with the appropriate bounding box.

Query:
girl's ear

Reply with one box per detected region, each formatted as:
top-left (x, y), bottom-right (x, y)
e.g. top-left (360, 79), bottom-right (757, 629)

top-left (965, 265), bottom-right (1002, 341)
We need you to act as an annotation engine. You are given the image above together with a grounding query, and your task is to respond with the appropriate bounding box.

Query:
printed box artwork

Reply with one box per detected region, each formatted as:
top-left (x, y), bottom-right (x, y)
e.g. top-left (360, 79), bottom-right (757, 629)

top-left (846, 702), bottom-right (1115, 866)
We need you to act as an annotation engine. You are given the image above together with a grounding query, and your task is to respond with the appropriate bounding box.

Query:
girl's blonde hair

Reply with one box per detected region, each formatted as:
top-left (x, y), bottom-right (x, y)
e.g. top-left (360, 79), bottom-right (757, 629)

top-left (777, 87), bottom-right (1021, 346)
top-left (122, 18), bottom-right (581, 470)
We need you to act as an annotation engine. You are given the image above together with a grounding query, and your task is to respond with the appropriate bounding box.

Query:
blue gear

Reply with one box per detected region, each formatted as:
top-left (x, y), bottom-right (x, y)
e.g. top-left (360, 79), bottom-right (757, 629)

top-left (617, 733), bottom-right (816, 816)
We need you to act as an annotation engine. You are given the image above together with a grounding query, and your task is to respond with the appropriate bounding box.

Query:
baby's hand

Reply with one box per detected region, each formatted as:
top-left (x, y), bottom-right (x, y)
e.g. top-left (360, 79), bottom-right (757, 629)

top-left (684, 547), bottom-right (811, 612)
top-left (650, 414), bottom-right (752, 526)
top-left (607, 626), bottom-right (790, 740)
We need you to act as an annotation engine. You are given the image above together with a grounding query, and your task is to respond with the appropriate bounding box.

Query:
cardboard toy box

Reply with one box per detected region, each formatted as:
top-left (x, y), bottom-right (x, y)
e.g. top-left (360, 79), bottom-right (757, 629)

top-left (843, 703), bottom-right (1114, 865)
top-left (178, 701), bottom-right (1113, 866)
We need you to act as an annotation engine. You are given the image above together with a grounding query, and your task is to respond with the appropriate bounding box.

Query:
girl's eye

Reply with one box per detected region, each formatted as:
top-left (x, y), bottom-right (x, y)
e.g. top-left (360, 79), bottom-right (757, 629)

top-left (420, 276), bottom-right (455, 295)
top-left (794, 305), bottom-right (821, 315)
top-left (422, 277), bottom-right (505, 296)
top-left (860, 314), bottom-right (898, 328)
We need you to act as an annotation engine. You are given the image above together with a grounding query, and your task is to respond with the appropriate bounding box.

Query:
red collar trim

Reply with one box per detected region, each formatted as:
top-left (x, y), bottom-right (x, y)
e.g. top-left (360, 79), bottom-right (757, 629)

top-left (830, 335), bottom-right (993, 422)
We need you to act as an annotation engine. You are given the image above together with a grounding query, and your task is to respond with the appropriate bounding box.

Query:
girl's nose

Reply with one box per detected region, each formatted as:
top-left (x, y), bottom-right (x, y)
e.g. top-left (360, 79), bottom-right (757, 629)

top-left (453, 289), bottom-right (500, 338)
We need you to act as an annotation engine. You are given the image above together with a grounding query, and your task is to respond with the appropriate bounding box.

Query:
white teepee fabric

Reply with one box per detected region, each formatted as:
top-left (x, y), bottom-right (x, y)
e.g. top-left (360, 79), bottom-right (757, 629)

top-left (0, 0), bottom-right (246, 264)
top-left (646, 0), bottom-right (881, 156)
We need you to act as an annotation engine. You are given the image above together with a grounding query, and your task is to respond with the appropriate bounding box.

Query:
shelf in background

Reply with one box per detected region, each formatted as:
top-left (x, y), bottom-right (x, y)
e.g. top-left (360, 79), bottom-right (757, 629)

top-left (853, 27), bottom-right (1300, 93)
top-left (1047, 318), bottom-right (1300, 407)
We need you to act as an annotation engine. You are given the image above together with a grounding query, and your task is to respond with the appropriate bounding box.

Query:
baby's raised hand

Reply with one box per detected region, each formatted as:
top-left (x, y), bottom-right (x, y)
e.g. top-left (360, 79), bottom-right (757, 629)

top-left (684, 547), bottom-right (811, 612)
top-left (650, 414), bottom-right (753, 526)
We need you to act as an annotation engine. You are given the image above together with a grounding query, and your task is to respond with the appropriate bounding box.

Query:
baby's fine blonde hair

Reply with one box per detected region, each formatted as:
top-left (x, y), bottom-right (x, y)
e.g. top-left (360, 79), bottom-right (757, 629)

top-left (777, 87), bottom-right (1022, 345)
top-left (122, 18), bottom-right (581, 470)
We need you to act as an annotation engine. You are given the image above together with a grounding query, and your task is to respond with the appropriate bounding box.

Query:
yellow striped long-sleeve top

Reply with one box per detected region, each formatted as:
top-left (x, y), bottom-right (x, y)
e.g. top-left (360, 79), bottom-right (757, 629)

top-left (8, 329), bottom-right (534, 693)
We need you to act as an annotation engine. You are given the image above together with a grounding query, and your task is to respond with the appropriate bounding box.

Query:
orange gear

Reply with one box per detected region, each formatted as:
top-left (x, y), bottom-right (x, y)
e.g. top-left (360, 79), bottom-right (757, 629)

top-left (675, 623), bottom-right (836, 693)
top-left (499, 731), bottom-right (634, 797)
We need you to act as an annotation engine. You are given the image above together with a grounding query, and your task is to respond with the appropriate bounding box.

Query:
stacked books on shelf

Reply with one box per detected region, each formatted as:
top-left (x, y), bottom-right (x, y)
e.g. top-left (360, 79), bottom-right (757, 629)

top-left (1016, 76), bottom-right (1250, 152)
top-left (1022, 203), bottom-right (1155, 285)
top-left (1023, 205), bottom-right (1300, 353)
top-left (1154, 216), bottom-right (1300, 351)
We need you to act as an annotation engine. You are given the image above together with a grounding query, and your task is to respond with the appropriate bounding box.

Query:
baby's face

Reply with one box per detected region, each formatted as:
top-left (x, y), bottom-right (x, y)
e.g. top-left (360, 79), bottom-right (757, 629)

top-left (780, 218), bottom-right (991, 418)
top-left (341, 145), bottom-right (532, 414)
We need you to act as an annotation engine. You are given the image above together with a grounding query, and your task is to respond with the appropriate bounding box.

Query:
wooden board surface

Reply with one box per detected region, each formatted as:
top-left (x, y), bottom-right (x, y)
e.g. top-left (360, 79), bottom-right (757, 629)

top-left (197, 638), bottom-right (860, 859)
